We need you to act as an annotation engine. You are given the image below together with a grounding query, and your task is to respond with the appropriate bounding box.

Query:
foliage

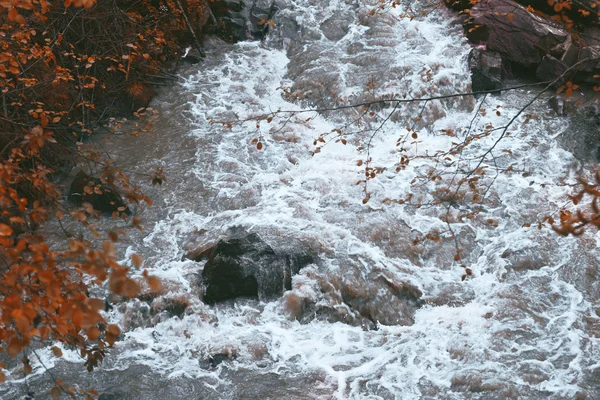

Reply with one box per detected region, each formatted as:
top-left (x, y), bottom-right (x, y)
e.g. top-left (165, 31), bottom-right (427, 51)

top-left (0, 0), bottom-right (213, 394)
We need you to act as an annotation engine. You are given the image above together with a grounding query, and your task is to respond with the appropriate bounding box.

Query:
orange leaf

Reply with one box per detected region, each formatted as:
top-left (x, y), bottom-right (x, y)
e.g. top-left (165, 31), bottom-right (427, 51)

top-left (87, 298), bottom-right (104, 311)
top-left (108, 231), bottom-right (119, 242)
top-left (50, 386), bottom-right (61, 399)
top-left (51, 346), bottom-right (63, 357)
top-left (147, 276), bottom-right (162, 292)
top-left (87, 326), bottom-right (101, 341)
top-left (0, 223), bottom-right (13, 237)
top-left (107, 324), bottom-right (120, 336)
top-left (7, 338), bottom-right (22, 357)
top-left (566, 87), bottom-right (573, 97)
top-left (7, 8), bottom-right (18, 21)
top-left (131, 253), bottom-right (143, 267)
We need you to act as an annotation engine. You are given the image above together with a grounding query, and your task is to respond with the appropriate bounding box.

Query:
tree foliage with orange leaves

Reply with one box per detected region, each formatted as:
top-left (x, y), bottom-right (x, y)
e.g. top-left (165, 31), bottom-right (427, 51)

top-left (0, 0), bottom-right (215, 394)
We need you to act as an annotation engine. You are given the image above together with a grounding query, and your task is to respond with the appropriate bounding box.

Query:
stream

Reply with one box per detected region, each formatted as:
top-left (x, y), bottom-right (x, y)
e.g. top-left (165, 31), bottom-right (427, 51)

top-left (3, 0), bottom-right (600, 398)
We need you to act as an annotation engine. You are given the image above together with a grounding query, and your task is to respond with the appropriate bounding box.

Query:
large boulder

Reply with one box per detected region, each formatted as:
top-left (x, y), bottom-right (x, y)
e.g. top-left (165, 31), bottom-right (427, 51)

top-left (467, 0), bottom-right (570, 67)
top-left (468, 47), bottom-right (503, 93)
top-left (189, 229), bottom-right (315, 302)
top-left (511, 0), bottom-right (599, 26)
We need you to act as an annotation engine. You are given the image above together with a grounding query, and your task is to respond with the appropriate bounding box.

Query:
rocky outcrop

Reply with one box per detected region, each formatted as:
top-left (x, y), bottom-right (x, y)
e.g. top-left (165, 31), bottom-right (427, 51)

top-left (467, 0), bottom-right (571, 67)
top-left (187, 228), bottom-right (315, 302)
top-left (68, 171), bottom-right (130, 215)
top-left (459, 0), bottom-right (600, 89)
top-left (512, 0), bottom-right (599, 27)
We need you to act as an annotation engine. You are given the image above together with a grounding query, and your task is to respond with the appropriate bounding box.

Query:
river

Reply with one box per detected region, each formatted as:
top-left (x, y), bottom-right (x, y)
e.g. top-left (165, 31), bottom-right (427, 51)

top-left (3, 0), bottom-right (600, 398)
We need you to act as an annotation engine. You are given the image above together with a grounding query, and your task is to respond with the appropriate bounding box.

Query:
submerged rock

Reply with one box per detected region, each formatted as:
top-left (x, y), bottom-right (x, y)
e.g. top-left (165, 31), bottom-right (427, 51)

top-left (68, 170), bottom-right (130, 215)
top-left (284, 264), bottom-right (423, 327)
top-left (188, 228), bottom-right (315, 302)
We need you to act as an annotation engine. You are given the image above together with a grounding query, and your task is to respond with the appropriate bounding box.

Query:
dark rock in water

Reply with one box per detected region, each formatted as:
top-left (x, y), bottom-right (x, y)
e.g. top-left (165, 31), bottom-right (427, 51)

top-left (467, 0), bottom-right (570, 67)
top-left (468, 47), bottom-right (502, 93)
top-left (181, 47), bottom-right (203, 64)
top-left (194, 229), bottom-right (315, 302)
top-left (207, 0), bottom-right (276, 43)
top-left (199, 351), bottom-right (238, 369)
top-left (547, 95), bottom-right (565, 116)
top-left (68, 170), bottom-right (130, 215)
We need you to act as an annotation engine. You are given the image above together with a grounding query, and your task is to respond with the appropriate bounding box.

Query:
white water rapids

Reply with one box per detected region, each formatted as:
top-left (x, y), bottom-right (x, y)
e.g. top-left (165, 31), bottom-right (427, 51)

top-left (5, 0), bottom-right (600, 399)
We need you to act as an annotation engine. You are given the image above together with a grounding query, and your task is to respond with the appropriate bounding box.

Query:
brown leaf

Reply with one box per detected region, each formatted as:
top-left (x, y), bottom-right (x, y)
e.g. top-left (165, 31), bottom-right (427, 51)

top-left (87, 326), bottom-right (101, 341)
top-left (131, 253), bottom-right (143, 267)
top-left (0, 223), bottom-right (13, 237)
top-left (107, 324), bottom-right (121, 336)
top-left (147, 276), bottom-right (162, 292)
top-left (52, 346), bottom-right (63, 357)
top-left (50, 386), bottom-right (61, 399)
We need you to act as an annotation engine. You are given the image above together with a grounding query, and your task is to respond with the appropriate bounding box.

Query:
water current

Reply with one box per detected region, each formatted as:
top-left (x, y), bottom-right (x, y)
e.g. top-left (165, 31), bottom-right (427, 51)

top-left (3, 0), bottom-right (600, 398)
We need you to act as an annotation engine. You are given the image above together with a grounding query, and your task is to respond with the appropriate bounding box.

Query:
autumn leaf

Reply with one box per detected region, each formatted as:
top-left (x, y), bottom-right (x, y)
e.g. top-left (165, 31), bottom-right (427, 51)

top-left (50, 386), bottom-right (61, 399)
top-left (0, 223), bottom-right (13, 237)
top-left (87, 326), bottom-right (101, 341)
top-left (131, 253), bottom-right (143, 267)
top-left (52, 346), bottom-right (63, 357)
top-left (146, 275), bottom-right (162, 292)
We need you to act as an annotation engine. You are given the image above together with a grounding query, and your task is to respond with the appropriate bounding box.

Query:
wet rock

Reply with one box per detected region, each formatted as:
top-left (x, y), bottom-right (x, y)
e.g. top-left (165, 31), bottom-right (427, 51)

top-left (208, 0), bottom-right (276, 42)
top-left (68, 170), bottom-right (130, 215)
top-left (189, 228), bottom-right (315, 302)
top-left (181, 47), bottom-right (203, 64)
top-left (285, 264), bottom-right (422, 327)
top-left (271, 14), bottom-right (300, 48)
top-left (199, 349), bottom-right (238, 369)
top-left (547, 95), bottom-right (565, 116)
top-left (320, 12), bottom-right (353, 41)
top-left (536, 54), bottom-right (568, 84)
top-left (577, 45), bottom-right (600, 82)
top-left (557, 99), bottom-right (600, 163)
top-left (450, 372), bottom-right (520, 398)
top-left (467, 0), bottom-right (570, 67)
top-left (469, 47), bottom-right (502, 93)
top-left (512, 0), bottom-right (599, 26)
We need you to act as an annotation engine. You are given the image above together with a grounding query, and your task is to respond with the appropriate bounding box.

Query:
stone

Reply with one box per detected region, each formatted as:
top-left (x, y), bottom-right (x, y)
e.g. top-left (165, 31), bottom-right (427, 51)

top-left (467, 0), bottom-right (570, 67)
top-left (68, 170), bottom-right (130, 215)
top-left (320, 13), bottom-right (353, 41)
top-left (181, 47), bottom-right (203, 64)
top-left (578, 45), bottom-right (600, 72)
top-left (512, 0), bottom-right (599, 26)
top-left (190, 228), bottom-right (315, 302)
top-left (207, 0), bottom-right (277, 43)
top-left (535, 54), bottom-right (568, 83)
top-left (468, 47), bottom-right (503, 93)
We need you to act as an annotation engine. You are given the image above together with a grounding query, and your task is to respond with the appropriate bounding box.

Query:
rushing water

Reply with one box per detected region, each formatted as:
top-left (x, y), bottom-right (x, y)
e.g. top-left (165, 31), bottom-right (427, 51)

top-left (4, 0), bottom-right (600, 399)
